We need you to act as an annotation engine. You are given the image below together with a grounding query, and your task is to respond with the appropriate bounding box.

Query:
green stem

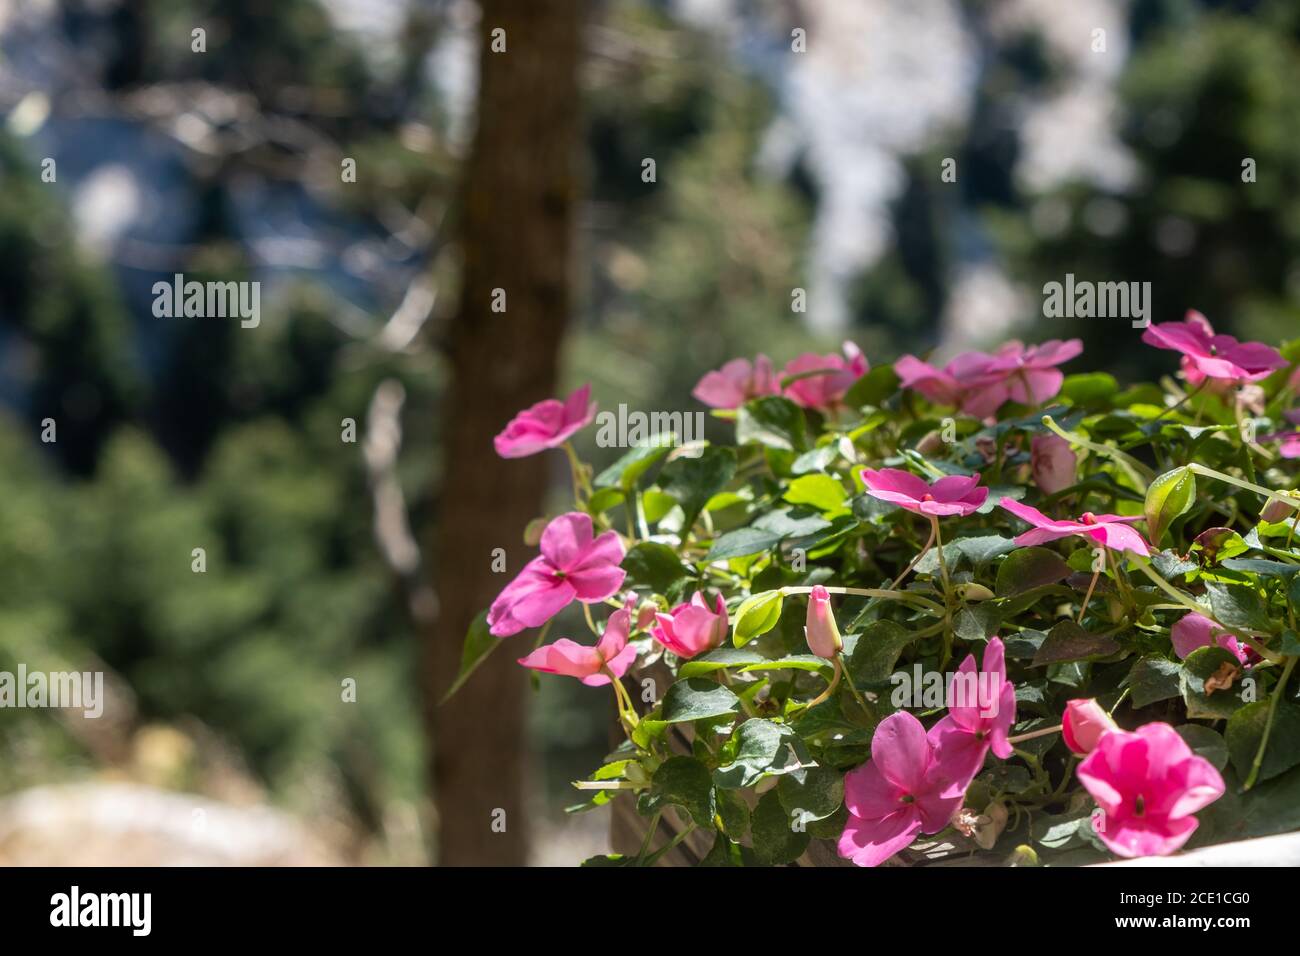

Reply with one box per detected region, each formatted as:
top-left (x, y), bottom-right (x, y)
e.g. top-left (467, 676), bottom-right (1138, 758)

top-left (562, 441), bottom-right (592, 504)
top-left (1130, 556), bottom-right (1283, 664)
top-left (1042, 415), bottom-right (1155, 489)
top-left (801, 656), bottom-right (842, 710)
top-left (1187, 463), bottom-right (1299, 511)
top-left (1245, 656), bottom-right (1297, 790)
top-left (889, 519), bottom-right (936, 590)
top-left (779, 585), bottom-right (944, 616)
top-left (636, 810), bottom-right (662, 864)
top-left (1077, 563), bottom-right (1101, 624)
top-left (837, 651), bottom-right (873, 719)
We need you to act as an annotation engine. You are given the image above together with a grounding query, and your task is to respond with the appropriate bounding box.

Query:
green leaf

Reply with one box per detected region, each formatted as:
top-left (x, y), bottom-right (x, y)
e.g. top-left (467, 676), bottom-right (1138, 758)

top-left (1221, 558), bottom-right (1300, 578)
top-left (704, 527), bottom-right (785, 561)
top-left (953, 604), bottom-right (1002, 642)
top-left (738, 655), bottom-right (833, 676)
top-left (791, 445), bottom-right (838, 475)
top-left (1126, 654), bottom-right (1183, 708)
top-left (440, 610), bottom-right (499, 703)
top-left (714, 719), bottom-right (814, 789)
top-left (777, 766), bottom-right (845, 824)
top-left (715, 788), bottom-right (751, 839)
top-left (660, 678), bottom-right (741, 723)
top-left (621, 541), bottom-right (689, 593)
top-left (847, 620), bottom-right (922, 684)
top-left (736, 396), bottom-right (807, 452)
top-left (1032, 620), bottom-right (1120, 666)
top-left (594, 438), bottom-right (673, 490)
top-left (1061, 371), bottom-right (1119, 405)
top-left (646, 756), bottom-right (717, 829)
top-left (749, 789), bottom-right (810, 865)
top-left (995, 547), bottom-right (1072, 597)
top-left (783, 474), bottom-right (848, 513)
top-left (677, 647), bottom-right (766, 679)
top-left (1225, 698), bottom-right (1300, 785)
top-left (843, 365), bottom-right (900, 408)
top-left (1176, 724), bottom-right (1229, 771)
top-left (1205, 581), bottom-right (1273, 632)
top-left (1181, 646), bottom-right (1246, 719)
top-left (658, 447), bottom-right (737, 533)
top-left (585, 487), bottom-right (625, 514)
top-left (1144, 466), bottom-right (1196, 546)
top-left (733, 590), bottom-right (784, 646)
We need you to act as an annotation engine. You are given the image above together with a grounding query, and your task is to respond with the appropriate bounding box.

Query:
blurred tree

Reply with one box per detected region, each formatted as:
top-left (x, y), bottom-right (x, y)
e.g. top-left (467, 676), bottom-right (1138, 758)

top-left (427, 0), bottom-right (581, 866)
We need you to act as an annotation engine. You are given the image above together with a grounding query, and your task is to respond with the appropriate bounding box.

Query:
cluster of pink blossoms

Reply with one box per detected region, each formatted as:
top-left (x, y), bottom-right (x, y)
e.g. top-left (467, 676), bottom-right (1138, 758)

top-left (692, 342), bottom-right (867, 413)
top-left (480, 311), bottom-right (1283, 866)
top-left (840, 638), bottom-right (1014, 867)
top-left (1062, 702), bottom-right (1225, 858)
top-left (894, 339), bottom-right (1082, 418)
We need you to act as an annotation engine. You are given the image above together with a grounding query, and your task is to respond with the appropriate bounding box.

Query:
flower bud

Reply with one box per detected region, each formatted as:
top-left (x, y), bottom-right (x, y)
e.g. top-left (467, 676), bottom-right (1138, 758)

top-left (635, 600), bottom-right (660, 633)
top-left (1261, 495), bottom-right (1298, 524)
top-left (1031, 434), bottom-right (1077, 495)
top-left (1061, 698), bottom-right (1118, 755)
top-left (805, 585), bottom-right (843, 659)
top-left (956, 582), bottom-right (995, 602)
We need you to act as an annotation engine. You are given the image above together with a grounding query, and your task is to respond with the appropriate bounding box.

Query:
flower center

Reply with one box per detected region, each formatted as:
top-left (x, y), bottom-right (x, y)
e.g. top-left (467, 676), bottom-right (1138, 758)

top-left (1080, 512), bottom-right (1097, 525)
top-left (1134, 794), bottom-right (1146, 817)
top-left (1208, 344), bottom-right (1218, 356)
top-left (899, 793), bottom-right (916, 805)
top-left (552, 569), bottom-right (567, 581)
top-left (922, 493), bottom-right (935, 502)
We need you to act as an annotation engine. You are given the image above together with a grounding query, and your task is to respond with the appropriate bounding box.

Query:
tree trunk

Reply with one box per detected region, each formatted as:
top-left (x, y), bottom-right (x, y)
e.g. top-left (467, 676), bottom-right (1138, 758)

top-left (425, 0), bottom-right (582, 866)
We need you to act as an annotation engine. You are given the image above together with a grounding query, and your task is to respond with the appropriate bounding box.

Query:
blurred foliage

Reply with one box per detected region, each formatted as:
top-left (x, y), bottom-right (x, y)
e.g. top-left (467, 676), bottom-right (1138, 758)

top-left (2, 0), bottom-right (1300, 857)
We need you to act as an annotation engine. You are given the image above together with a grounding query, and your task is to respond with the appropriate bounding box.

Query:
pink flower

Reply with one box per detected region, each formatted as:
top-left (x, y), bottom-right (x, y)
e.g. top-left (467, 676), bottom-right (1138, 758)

top-left (998, 497), bottom-right (1151, 557)
top-left (1142, 311), bottom-right (1286, 386)
top-left (984, 339), bottom-right (1083, 407)
top-left (1062, 698), bottom-right (1119, 755)
top-left (860, 468), bottom-right (988, 517)
top-left (1077, 722), bottom-right (1225, 858)
top-left (780, 342), bottom-right (868, 411)
top-left (1170, 612), bottom-right (1249, 665)
top-left (805, 586), bottom-right (843, 659)
top-left (487, 513), bottom-right (626, 637)
top-left (652, 591), bottom-right (728, 659)
top-left (517, 607), bottom-right (638, 686)
top-left (895, 340), bottom-right (1080, 418)
top-left (927, 637), bottom-right (1016, 785)
top-left (692, 355), bottom-right (779, 409)
top-left (838, 711), bottom-right (966, 868)
top-left (493, 384), bottom-right (597, 458)
top-left (1030, 434), bottom-right (1077, 495)
top-left (894, 352), bottom-right (1005, 418)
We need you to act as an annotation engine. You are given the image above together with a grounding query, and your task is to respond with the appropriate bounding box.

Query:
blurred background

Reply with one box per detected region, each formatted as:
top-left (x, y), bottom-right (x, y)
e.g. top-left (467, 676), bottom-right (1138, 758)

top-left (0, 0), bottom-right (1297, 865)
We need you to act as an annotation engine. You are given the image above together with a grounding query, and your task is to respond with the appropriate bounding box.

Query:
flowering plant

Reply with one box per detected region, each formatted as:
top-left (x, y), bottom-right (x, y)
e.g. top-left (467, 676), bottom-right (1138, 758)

top-left (455, 318), bottom-right (1300, 866)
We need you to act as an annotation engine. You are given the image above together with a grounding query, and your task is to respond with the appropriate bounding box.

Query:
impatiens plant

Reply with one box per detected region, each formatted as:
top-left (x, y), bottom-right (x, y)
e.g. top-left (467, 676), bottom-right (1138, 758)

top-left (452, 310), bottom-right (1300, 866)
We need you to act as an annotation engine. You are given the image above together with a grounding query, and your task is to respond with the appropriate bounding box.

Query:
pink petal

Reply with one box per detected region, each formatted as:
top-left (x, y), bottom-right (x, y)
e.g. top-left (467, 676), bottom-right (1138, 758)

top-left (871, 711), bottom-right (932, 794)
top-left (842, 760), bottom-right (904, 820)
top-left (595, 608), bottom-right (632, 660)
top-left (837, 809), bottom-right (923, 868)
top-left (517, 638), bottom-right (604, 681)
top-left (861, 467), bottom-right (933, 501)
top-left (539, 512), bottom-right (595, 568)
